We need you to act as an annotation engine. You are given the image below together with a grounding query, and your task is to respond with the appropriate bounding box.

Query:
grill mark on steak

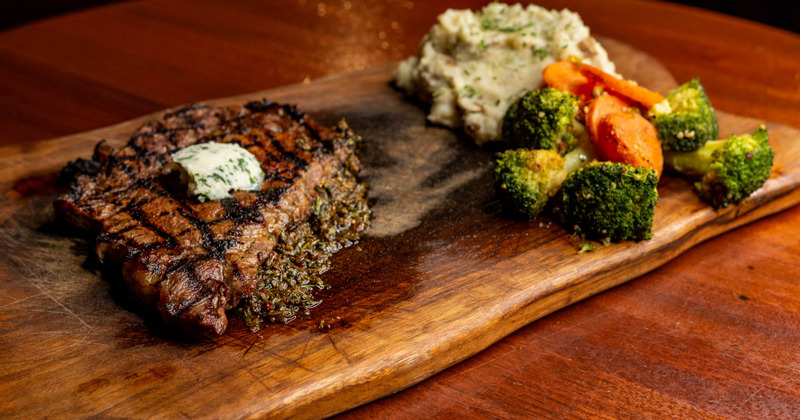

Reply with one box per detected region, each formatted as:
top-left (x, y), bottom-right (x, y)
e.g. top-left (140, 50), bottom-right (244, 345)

top-left (260, 186), bottom-right (291, 206)
top-left (55, 100), bottom-right (361, 334)
top-left (122, 204), bottom-right (178, 249)
top-left (266, 131), bottom-right (311, 168)
top-left (220, 197), bottom-right (265, 226)
top-left (175, 206), bottom-right (240, 259)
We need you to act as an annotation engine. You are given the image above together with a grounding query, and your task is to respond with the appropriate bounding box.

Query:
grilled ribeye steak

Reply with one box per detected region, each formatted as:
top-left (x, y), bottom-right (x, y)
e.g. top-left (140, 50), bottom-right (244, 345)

top-left (54, 99), bottom-right (362, 334)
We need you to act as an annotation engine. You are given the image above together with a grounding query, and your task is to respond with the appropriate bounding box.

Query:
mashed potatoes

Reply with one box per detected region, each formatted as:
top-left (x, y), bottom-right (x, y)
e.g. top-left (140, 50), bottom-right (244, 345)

top-left (394, 2), bottom-right (617, 144)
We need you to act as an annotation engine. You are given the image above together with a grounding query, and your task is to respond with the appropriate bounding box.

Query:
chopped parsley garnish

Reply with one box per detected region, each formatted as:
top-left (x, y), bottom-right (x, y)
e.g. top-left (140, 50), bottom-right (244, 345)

top-left (234, 167), bottom-right (371, 330)
top-left (460, 85), bottom-right (478, 98)
top-left (578, 242), bottom-right (597, 254)
top-left (481, 18), bottom-right (534, 33)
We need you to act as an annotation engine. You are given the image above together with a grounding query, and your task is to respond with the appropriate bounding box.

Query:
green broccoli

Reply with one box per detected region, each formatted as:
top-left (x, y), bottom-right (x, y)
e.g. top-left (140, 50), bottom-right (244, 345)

top-left (652, 78), bottom-right (719, 151)
top-left (494, 132), bottom-right (597, 219)
top-left (502, 87), bottom-right (580, 154)
top-left (495, 148), bottom-right (566, 219)
top-left (663, 125), bottom-right (774, 208)
top-left (559, 161), bottom-right (659, 242)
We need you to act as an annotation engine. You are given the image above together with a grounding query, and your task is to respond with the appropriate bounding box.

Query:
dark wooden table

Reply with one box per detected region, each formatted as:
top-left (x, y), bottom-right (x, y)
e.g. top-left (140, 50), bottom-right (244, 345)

top-left (2, 0), bottom-right (799, 417)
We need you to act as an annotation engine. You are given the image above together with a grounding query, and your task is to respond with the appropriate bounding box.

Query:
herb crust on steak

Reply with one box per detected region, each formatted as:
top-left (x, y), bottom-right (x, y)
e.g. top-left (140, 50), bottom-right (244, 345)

top-left (54, 99), bottom-right (369, 335)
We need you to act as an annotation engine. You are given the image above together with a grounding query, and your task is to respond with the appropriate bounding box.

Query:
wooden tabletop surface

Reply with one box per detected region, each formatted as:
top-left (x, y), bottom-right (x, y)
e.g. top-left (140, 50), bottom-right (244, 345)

top-left (2, 0), bottom-right (799, 417)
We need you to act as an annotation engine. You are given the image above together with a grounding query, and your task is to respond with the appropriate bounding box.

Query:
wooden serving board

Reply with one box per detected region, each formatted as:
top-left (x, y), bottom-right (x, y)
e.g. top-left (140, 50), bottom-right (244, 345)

top-left (2, 39), bottom-right (800, 419)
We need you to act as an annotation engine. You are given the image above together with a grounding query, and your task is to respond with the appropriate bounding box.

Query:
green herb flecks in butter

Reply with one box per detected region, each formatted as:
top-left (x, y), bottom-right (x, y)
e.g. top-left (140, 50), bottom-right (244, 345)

top-left (171, 142), bottom-right (265, 202)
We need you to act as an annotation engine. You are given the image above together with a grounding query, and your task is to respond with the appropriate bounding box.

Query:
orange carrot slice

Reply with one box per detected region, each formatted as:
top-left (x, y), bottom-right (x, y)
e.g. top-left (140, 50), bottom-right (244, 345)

top-left (585, 94), bottom-right (632, 141)
top-left (542, 61), bottom-right (596, 105)
top-left (594, 112), bottom-right (663, 178)
top-left (579, 64), bottom-right (665, 111)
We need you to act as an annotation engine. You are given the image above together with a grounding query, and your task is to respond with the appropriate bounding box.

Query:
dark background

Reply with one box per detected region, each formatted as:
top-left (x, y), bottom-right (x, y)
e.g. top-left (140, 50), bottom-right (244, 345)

top-left (1, 0), bottom-right (799, 34)
top-left (667, 0), bottom-right (800, 34)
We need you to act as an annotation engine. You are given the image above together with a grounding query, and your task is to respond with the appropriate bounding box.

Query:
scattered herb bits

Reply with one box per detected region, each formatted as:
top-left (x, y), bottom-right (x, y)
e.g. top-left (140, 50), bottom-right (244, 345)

top-left (235, 167), bottom-right (371, 331)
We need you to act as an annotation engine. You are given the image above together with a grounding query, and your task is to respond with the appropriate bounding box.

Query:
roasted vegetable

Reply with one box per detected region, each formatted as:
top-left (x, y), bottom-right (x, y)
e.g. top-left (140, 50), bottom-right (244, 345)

top-left (502, 87), bottom-right (580, 154)
top-left (494, 148), bottom-right (567, 219)
top-left (592, 110), bottom-right (663, 178)
top-left (541, 61), bottom-right (666, 177)
top-left (543, 60), bottom-right (665, 111)
top-left (542, 60), bottom-right (595, 105)
top-left (663, 126), bottom-right (774, 208)
top-left (559, 161), bottom-right (659, 242)
top-left (652, 78), bottom-right (719, 151)
top-left (494, 129), bottom-right (597, 219)
top-left (578, 63), bottom-right (665, 111)
top-left (585, 94), bottom-right (631, 140)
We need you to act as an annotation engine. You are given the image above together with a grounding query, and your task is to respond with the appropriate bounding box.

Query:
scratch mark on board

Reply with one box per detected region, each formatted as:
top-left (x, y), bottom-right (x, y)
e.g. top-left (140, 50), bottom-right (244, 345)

top-left (298, 333), bottom-right (313, 360)
top-left (490, 235), bottom-right (502, 258)
top-left (327, 334), bottom-right (351, 365)
top-left (7, 253), bottom-right (93, 330)
top-left (241, 334), bottom-right (262, 359)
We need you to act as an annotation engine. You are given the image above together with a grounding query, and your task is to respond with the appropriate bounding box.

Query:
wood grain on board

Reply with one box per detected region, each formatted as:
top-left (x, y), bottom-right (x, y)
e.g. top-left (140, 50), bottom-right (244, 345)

top-left (1, 37), bottom-right (799, 420)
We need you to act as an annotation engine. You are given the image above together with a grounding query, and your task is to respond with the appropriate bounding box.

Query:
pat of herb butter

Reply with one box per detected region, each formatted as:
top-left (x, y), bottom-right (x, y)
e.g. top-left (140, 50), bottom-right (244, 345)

top-left (171, 142), bottom-right (265, 202)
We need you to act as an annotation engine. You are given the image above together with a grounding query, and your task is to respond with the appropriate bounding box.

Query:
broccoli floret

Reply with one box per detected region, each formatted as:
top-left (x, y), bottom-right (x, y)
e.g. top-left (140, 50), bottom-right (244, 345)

top-left (495, 148), bottom-right (566, 219)
top-left (663, 126), bottom-right (774, 208)
top-left (502, 87), bottom-right (579, 154)
top-left (559, 162), bottom-right (659, 242)
top-left (652, 78), bottom-right (719, 151)
top-left (494, 132), bottom-right (598, 219)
